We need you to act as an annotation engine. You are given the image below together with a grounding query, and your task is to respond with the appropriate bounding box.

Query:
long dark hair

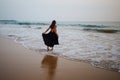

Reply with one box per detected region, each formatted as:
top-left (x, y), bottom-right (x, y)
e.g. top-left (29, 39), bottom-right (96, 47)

top-left (50, 20), bottom-right (56, 29)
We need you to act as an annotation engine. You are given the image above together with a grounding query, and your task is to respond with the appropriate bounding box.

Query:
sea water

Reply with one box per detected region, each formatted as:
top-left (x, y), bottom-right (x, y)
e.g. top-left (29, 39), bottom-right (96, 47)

top-left (0, 21), bottom-right (120, 72)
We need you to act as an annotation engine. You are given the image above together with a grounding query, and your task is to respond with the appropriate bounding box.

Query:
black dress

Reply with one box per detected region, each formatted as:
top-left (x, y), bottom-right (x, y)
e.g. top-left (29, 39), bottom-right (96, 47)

top-left (42, 31), bottom-right (59, 47)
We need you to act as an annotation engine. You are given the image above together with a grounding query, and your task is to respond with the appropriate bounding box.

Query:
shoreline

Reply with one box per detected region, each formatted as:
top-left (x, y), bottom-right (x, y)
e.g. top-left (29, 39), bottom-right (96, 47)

top-left (0, 37), bottom-right (120, 80)
top-left (6, 36), bottom-right (120, 72)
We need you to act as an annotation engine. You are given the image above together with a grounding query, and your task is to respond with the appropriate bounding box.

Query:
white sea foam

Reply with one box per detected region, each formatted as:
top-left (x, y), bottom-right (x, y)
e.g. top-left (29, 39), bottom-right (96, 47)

top-left (0, 23), bottom-right (120, 72)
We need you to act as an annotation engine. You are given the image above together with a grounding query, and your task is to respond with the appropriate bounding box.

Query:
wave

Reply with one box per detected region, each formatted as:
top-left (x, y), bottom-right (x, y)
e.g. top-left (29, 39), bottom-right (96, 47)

top-left (83, 28), bottom-right (120, 33)
top-left (0, 20), bottom-right (49, 25)
top-left (80, 24), bottom-right (107, 28)
top-left (57, 23), bottom-right (109, 28)
top-left (0, 20), bottom-right (110, 28)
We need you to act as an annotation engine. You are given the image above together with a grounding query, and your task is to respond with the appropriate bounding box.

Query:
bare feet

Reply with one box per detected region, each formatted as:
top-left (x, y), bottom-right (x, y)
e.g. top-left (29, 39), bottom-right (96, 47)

top-left (47, 47), bottom-right (53, 51)
top-left (50, 47), bottom-right (53, 51)
top-left (47, 46), bottom-right (49, 51)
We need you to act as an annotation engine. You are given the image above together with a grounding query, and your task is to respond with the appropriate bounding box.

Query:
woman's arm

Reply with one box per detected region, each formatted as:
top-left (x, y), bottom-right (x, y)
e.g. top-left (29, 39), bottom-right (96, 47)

top-left (43, 27), bottom-right (50, 34)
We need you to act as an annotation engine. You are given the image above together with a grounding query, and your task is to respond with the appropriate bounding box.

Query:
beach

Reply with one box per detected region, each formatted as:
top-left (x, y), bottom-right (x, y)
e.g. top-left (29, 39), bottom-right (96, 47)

top-left (0, 37), bottom-right (120, 80)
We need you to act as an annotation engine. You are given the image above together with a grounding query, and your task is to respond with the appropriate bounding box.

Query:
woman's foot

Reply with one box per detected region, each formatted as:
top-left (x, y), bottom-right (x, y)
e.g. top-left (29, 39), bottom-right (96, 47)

top-left (47, 46), bottom-right (49, 51)
top-left (50, 47), bottom-right (53, 51)
top-left (47, 47), bottom-right (53, 51)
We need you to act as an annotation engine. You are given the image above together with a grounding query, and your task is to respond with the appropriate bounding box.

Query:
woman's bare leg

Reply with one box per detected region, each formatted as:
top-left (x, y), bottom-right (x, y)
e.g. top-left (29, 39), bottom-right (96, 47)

top-left (47, 46), bottom-right (49, 51)
top-left (51, 47), bottom-right (53, 51)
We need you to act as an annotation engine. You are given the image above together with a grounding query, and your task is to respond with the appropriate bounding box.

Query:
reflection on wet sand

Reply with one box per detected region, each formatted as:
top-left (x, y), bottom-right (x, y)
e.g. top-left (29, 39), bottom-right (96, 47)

top-left (41, 55), bottom-right (58, 80)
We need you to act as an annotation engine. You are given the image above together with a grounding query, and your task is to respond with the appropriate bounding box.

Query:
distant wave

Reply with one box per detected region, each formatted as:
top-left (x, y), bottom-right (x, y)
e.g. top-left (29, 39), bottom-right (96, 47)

top-left (57, 23), bottom-right (108, 28)
top-left (0, 20), bottom-right (117, 29)
top-left (18, 22), bottom-right (48, 25)
top-left (0, 20), bottom-right (17, 24)
top-left (83, 28), bottom-right (120, 33)
top-left (0, 20), bottom-right (49, 25)
top-left (80, 24), bottom-right (107, 28)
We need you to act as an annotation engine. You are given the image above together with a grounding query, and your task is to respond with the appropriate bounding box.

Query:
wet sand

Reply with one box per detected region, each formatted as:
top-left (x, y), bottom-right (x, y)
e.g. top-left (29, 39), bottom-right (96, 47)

top-left (0, 37), bottom-right (120, 80)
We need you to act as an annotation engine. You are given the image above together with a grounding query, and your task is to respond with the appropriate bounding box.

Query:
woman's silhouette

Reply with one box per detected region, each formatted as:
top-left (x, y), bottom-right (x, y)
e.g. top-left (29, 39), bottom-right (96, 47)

top-left (42, 20), bottom-right (59, 51)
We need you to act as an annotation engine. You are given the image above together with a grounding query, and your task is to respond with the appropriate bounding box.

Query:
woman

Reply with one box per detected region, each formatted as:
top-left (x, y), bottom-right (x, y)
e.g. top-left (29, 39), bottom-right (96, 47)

top-left (42, 20), bottom-right (59, 51)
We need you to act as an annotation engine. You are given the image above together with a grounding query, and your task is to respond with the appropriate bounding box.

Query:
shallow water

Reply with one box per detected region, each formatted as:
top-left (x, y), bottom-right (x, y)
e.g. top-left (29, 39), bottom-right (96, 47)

top-left (0, 22), bottom-right (120, 72)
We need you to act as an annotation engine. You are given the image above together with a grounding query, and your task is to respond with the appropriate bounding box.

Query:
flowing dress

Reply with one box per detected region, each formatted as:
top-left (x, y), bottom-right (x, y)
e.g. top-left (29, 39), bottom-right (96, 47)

top-left (42, 31), bottom-right (59, 47)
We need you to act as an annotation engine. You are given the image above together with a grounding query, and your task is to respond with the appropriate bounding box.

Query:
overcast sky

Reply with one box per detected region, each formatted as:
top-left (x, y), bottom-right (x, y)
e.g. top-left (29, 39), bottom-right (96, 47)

top-left (0, 0), bottom-right (120, 21)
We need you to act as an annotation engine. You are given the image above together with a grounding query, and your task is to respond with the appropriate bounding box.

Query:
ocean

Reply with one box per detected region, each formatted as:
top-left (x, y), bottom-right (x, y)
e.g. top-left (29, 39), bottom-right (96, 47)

top-left (0, 20), bottom-right (120, 72)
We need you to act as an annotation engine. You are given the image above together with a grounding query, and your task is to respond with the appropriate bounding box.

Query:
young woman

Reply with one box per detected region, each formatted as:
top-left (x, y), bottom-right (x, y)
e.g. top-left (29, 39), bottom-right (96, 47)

top-left (42, 20), bottom-right (59, 51)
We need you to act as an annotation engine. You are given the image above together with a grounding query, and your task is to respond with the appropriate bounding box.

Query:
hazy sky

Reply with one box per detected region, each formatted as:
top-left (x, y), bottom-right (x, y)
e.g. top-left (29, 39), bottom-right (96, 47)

top-left (0, 0), bottom-right (120, 21)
